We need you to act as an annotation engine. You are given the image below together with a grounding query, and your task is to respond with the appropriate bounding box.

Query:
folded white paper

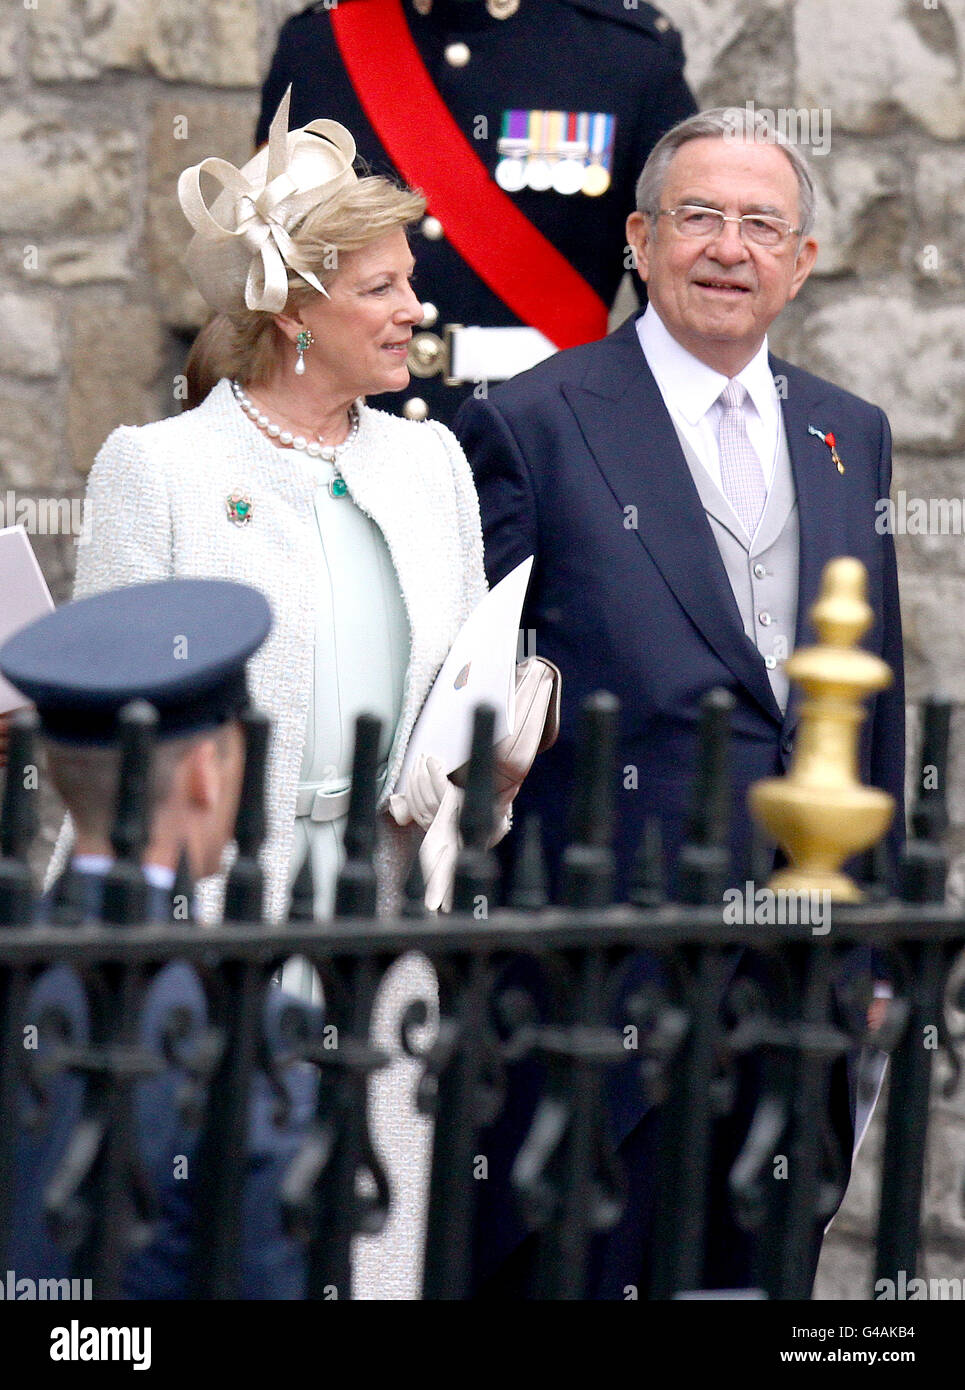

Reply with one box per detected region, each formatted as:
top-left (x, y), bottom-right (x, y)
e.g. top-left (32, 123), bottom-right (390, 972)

top-left (400, 556), bottom-right (534, 784)
top-left (0, 526), bottom-right (54, 714)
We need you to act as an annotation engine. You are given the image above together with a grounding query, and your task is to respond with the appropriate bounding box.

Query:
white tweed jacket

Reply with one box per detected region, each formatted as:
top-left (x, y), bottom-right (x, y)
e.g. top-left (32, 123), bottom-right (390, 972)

top-left (50, 377), bottom-right (487, 922)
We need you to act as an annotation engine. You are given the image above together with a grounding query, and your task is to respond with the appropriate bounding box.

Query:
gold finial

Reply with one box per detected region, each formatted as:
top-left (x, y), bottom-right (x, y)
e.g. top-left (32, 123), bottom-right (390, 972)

top-left (748, 558), bottom-right (895, 902)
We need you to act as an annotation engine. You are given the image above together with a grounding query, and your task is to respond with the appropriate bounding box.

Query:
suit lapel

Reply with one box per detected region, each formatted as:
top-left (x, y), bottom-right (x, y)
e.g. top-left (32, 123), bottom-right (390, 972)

top-left (775, 357), bottom-right (849, 741)
top-left (562, 318), bottom-right (783, 726)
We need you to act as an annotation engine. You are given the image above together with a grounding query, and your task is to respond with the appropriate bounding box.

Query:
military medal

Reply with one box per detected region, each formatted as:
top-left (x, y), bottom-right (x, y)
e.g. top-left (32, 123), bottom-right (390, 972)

top-left (582, 112), bottom-right (615, 197)
top-left (552, 111), bottom-right (588, 195)
top-left (808, 424), bottom-right (845, 474)
top-left (552, 157), bottom-right (586, 195)
top-left (495, 155), bottom-right (526, 192)
top-left (495, 109), bottom-right (529, 192)
top-left (525, 112), bottom-right (552, 191)
top-left (545, 110), bottom-right (581, 195)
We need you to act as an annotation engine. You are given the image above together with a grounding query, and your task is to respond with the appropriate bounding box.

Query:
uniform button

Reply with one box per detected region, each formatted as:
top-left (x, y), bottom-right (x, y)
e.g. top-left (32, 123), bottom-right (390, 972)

top-left (764, 655), bottom-right (777, 670)
top-left (421, 216), bottom-right (444, 241)
top-left (419, 301), bottom-right (439, 328)
top-left (753, 563), bottom-right (767, 579)
top-left (656, 15), bottom-right (671, 32)
top-left (758, 611), bottom-right (772, 626)
top-left (407, 332), bottom-right (446, 377)
top-left (403, 397), bottom-right (429, 421)
top-left (444, 41), bottom-right (471, 67)
top-left (781, 735), bottom-right (794, 754)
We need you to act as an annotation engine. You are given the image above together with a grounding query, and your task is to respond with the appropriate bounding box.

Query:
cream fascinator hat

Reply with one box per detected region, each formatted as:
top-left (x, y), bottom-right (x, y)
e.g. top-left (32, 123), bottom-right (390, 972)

top-left (177, 86), bottom-right (358, 315)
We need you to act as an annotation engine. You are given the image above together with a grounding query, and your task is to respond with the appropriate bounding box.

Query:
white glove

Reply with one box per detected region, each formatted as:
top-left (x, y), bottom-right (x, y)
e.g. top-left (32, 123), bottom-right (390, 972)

top-left (388, 658), bottom-right (562, 912)
top-left (389, 754), bottom-right (463, 912)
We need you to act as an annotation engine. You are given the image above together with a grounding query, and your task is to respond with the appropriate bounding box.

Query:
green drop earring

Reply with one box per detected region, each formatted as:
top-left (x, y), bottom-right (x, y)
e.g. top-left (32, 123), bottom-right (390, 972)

top-left (294, 328), bottom-right (314, 376)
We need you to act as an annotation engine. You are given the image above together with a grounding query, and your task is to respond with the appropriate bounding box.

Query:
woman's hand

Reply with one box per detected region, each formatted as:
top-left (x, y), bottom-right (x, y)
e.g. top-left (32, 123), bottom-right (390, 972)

top-left (389, 754), bottom-right (463, 911)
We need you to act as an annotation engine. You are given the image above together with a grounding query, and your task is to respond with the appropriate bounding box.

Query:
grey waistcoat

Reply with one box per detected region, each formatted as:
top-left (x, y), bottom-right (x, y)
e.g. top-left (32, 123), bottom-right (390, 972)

top-left (671, 418), bottom-right (799, 713)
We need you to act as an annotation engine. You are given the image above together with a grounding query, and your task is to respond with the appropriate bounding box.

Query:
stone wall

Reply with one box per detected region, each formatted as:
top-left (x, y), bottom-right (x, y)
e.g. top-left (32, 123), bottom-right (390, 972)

top-left (1, 0), bottom-right (964, 1296)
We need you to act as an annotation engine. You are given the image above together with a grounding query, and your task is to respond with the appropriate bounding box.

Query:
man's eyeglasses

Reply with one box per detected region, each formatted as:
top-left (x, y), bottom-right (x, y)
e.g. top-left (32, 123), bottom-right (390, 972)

top-left (658, 205), bottom-right (802, 248)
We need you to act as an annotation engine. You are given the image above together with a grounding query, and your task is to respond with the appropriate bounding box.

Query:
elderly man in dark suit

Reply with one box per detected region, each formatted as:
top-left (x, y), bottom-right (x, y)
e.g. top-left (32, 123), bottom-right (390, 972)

top-left (455, 107), bottom-right (905, 1295)
top-left (1, 579), bottom-right (321, 1298)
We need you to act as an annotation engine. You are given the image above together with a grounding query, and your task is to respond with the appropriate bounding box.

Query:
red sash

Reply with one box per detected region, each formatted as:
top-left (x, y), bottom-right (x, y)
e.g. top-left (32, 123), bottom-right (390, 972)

top-left (330, 0), bottom-right (609, 350)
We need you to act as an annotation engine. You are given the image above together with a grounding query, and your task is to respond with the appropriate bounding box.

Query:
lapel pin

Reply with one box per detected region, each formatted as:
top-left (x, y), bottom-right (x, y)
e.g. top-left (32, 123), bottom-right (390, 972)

top-left (808, 425), bottom-right (845, 475)
top-left (226, 490), bottom-right (253, 526)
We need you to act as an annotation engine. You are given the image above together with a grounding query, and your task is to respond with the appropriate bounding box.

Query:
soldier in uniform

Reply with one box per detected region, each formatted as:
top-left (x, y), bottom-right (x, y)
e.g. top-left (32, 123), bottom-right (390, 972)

top-left (257, 0), bottom-right (696, 424)
top-left (2, 579), bottom-right (322, 1297)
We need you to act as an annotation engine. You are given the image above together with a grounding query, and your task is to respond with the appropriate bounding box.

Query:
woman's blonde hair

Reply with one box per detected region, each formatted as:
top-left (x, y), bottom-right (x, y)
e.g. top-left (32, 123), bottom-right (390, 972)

top-left (184, 176), bottom-right (426, 409)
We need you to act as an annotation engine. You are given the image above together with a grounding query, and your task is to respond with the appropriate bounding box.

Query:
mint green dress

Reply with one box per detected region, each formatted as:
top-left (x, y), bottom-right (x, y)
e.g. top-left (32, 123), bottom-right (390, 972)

top-left (288, 455), bottom-right (410, 918)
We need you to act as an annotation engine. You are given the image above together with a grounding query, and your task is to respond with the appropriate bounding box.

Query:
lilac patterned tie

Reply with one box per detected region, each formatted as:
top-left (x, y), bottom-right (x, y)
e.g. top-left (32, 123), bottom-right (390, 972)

top-left (716, 379), bottom-right (767, 539)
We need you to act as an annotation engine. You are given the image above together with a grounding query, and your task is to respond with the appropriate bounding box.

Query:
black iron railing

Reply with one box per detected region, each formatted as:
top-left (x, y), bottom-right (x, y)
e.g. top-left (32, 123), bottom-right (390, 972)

top-left (0, 694), bottom-right (961, 1300)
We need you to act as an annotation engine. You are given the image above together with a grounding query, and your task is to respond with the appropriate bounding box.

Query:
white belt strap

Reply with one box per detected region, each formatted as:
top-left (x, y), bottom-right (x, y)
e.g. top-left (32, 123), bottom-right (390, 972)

top-left (295, 783), bottom-right (352, 823)
top-left (449, 325), bottom-right (556, 383)
top-left (294, 766), bottom-right (388, 823)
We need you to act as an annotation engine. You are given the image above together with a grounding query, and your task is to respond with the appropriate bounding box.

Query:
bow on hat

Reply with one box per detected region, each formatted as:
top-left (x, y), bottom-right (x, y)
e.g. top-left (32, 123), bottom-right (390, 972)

top-left (178, 86), bottom-right (358, 315)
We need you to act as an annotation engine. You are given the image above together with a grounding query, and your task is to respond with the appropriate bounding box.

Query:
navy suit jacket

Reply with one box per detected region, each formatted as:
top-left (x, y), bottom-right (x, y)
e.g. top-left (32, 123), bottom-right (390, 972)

top-left (453, 313), bottom-right (905, 1294)
top-left (9, 870), bottom-right (320, 1298)
top-left (454, 311), bottom-right (905, 894)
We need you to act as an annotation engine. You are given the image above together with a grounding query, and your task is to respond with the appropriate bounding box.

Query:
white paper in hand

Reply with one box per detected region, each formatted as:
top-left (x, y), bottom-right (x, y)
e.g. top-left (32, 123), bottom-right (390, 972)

top-left (0, 526), bottom-right (54, 714)
top-left (400, 556), bottom-right (534, 783)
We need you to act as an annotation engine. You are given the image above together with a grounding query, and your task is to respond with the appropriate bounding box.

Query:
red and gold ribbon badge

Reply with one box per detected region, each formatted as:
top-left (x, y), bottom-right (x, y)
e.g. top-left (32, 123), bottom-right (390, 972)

top-left (808, 425), bottom-right (845, 475)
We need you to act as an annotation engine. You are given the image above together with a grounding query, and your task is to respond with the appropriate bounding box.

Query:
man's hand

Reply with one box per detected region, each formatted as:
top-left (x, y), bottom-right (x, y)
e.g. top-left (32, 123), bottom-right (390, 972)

top-left (491, 656), bottom-right (560, 816)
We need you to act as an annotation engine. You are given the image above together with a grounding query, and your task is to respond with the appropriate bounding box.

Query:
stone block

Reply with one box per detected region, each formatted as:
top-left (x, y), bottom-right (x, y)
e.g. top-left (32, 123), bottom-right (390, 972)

top-left (802, 297), bottom-right (965, 455)
top-left (24, 511), bottom-right (86, 605)
top-left (913, 150), bottom-right (965, 291)
top-left (0, 390), bottom-right (64, 491)
top-left (921, 1111), bottom-right (965, 1248)
top-left (258, 0), bottom-right (310, 73)
top-left (657, 0), bottom-right (789, 103)
top-left (28, 0), bottom-right (259, 86)
top-left (795, 0), bottom-right (965, 140)
top-left (5, 238), bottom-right (131, 288)
top-left (899, 574), bottom-right (965, 706)
top-left (0, 8), bottom-right (22, 80)
top-left (67, 303), bottom-right (165, 477)
top-left (0, 293), bottom-right (61, 379)
top-left (809, 153), bottom-right (907, 278)
top-left (0, 107), bottom-right (137, 237)
top-left (892, 459), bottom-right (965, 584)
top-left (814, 1229), bottom-right (873, 1301)
top-left (147, 97), bottom-right (257, 330)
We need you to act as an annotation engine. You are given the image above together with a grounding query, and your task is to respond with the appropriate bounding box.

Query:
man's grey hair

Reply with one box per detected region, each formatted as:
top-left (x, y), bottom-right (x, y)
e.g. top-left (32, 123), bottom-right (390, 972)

top-left (635, 107), bottom-right (817, 237)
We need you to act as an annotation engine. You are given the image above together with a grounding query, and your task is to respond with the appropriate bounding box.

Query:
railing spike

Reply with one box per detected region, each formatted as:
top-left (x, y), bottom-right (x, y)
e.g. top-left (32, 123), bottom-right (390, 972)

top-left (288, 849), bottom-right (315, 923)
top-left (560, 692), bottom-right (619, 908)
top-left (676, 687), bottom-right (734, 905)
top-left (509, 814), bottom-right (548, 911)
top-left (102, 700), bottom-right (157, 926)
top-left (334, 713), bottom-right (381, 919)
top-left (629, 815), bottom-right (665, 909)
top-left (224, 708), bottom-right (270, 924)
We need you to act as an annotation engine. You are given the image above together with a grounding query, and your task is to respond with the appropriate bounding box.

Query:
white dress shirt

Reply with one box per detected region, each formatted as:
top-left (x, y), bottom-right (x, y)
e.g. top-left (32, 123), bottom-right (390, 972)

top-left (636, 305), bottom-right (783, 494)
top-left (72, 852), bottom-right (176, 891)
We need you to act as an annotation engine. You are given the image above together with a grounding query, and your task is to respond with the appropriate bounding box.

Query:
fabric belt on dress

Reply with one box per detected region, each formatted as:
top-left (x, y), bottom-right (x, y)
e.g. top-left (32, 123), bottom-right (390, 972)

top-left (294, 766), bottom-right (388, 823)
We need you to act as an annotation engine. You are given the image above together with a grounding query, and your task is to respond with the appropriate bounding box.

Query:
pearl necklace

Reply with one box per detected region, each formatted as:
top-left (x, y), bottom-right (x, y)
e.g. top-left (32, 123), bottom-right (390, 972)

top-left (231, 380), bottom-right (359, 497)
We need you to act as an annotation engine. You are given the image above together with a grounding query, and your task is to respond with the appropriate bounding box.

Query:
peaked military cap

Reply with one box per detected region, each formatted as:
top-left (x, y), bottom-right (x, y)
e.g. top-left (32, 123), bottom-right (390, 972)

top-left (0, 579), bottom-right (272, 745)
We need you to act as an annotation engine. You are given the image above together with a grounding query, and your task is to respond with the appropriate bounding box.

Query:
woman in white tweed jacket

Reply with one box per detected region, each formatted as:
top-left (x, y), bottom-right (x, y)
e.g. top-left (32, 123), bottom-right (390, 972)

top-left (50, 93), bottom-right (489, 925)
top-left (45, 94), bottom-right (498, 1300)
top-left (65, 376), bottom-right (486, 923)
